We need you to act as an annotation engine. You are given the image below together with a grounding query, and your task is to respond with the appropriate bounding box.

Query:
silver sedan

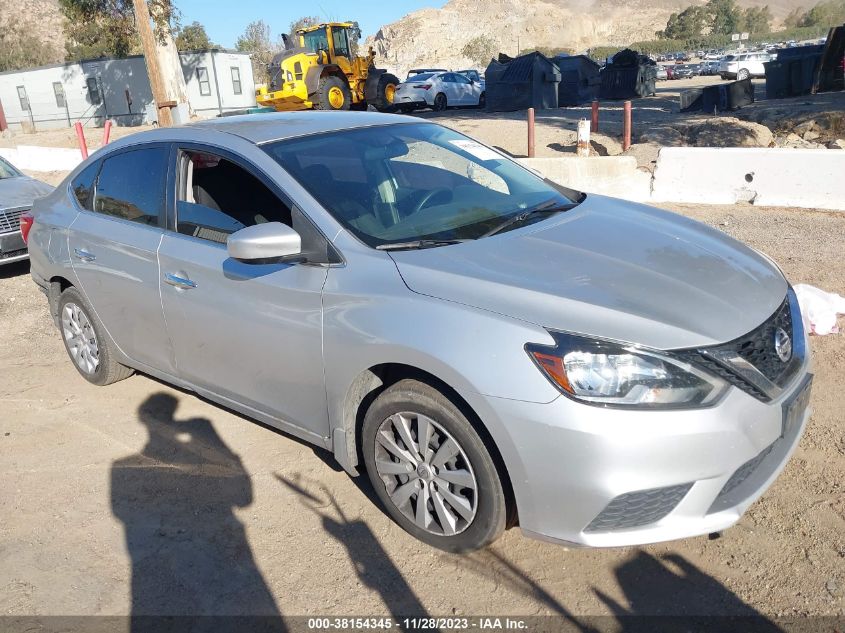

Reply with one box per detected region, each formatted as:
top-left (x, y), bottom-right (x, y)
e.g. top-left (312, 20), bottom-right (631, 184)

top-left (26, 112), bottom-right (812, 551)
top-left (0, 156), bottom-right (53, 265)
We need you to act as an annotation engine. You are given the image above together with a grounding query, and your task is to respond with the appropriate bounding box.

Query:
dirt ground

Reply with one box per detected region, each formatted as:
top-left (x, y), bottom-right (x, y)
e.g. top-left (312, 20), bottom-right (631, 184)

top-left (1, 199), bottom-right (843, 622)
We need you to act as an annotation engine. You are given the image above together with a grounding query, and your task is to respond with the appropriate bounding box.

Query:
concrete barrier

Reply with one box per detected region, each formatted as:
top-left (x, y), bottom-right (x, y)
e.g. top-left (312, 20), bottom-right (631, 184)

top-left (0, 146), bottom-right (83, 172)
top-left (651, 147), bottom-right (845, 211)
top-left (518, 156), bottom-right (652, 202)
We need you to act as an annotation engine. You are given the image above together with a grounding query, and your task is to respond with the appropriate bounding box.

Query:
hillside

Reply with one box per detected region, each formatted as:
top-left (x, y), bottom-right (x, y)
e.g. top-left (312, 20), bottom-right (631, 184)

top-left (0, 0), bottom-right (65, 69)
top-left (367, 0), bottom-right (820, 76)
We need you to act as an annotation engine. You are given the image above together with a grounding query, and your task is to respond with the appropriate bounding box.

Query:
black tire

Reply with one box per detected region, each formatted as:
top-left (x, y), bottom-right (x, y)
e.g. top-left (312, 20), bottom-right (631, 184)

top-left (478, 92), bottom-right (486, 109)
top-left (433, 92), bottom-right (447, 112)
top-left (362, 379), bottom-right (507, 552)
top-left (371, 72), bottom-right (400, 112)
top-left (57, 286), bottom-right (133, 386)
top-left (313, 75), bottom-right (351, 111)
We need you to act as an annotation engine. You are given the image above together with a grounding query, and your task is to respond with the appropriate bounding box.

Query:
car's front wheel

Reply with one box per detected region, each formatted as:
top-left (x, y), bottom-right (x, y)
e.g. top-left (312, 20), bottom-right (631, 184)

top-left (737, 68), bottom-right (750, 81)
top-left (58, 287), bottom-right (133, 386)
top-left (362, 379), bottom-right (507, 552)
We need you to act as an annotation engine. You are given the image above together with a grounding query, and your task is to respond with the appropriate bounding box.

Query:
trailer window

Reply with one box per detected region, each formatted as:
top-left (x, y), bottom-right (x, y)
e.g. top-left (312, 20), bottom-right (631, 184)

top-left (17, 86), bottom-right (29, 111)
top-left (230, 67), bottom-right (242, 95)
top-left (86, 78), bottom-right (101, 105)
top-left (196, 67), bottom-right (211, 96)
top-left (53, 82), bottom-right (66, 108)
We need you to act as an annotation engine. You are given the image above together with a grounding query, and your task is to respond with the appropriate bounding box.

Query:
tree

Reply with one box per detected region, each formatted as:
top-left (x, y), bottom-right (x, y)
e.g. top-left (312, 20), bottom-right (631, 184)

top-left (659, 6), bottom-right (708, 40)
top-left (461, 35), bottom-right (499, 67)
top-left (236, 20), bottom-right (274, 83)
top-left (743, 6), bottom-right (772, 34)
top-left (175, 21), bottom-right (215, 50)
top-left (783, 7), bottom-right (805, 28)
top-left (799, 0), bottom-right (845, 27)
top-left (59, 0), bottom-right (179, 60)
top-left (289, 15), bottom-right (320, 35)
top-left (707, 0), bottom-right (745, 36)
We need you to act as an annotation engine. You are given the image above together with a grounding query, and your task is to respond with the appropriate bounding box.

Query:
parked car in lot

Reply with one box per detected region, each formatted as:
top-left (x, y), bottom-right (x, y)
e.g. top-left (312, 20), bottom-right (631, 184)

top-left (720, 52), bottom-right (773, 80)
top-left (700, 60), bottom-right (721, 75)
top-left (456, 69), bottom-right (485, 90)
top-left (656, 66), bottom-right (669, 81)
top-left (26, 112), bottom-right (813, 552)
top-left (394, 71), bottom-right (485, 112)
top-left (0, 156), bottom-right (54, 265)
top-left (670, 64), bottom-right (699, 79)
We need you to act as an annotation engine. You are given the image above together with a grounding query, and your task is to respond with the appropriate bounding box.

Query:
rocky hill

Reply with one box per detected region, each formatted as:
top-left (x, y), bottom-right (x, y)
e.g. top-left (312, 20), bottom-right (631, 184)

top-left (367, 0), bottom-right (819, 76)
top-left (0, 0), bottom-right (65, 69)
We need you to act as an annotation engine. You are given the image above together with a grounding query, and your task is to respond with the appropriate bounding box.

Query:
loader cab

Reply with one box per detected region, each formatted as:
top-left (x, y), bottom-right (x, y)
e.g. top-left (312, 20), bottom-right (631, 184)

top-left (298, 22), bottom-right (360, 64)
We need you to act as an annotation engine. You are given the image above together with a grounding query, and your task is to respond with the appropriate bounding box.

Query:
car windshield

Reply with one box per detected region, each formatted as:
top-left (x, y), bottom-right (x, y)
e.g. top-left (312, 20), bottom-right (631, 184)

top-left (0, 157), bottom-right (22, 179)
top-left (302, 29), bottom-right (328, 53)
top-left (263, 123), bottom-right (583, 248)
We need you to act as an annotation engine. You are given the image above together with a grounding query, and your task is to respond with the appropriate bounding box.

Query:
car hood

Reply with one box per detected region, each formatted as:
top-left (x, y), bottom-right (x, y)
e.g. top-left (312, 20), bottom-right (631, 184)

top-left (389, 195), bottom-right (787, 350)
top-left (0, 176), bottom-right (55, 209)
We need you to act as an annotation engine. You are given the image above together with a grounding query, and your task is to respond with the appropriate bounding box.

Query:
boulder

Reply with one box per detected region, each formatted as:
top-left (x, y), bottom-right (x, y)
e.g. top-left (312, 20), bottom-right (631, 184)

top-left (637, 126), bottom-right (685, 147)
top-left (779, 133), bottom-right (825, 149)
top-left (687, 117), bottom-right (774, 148)
top-left (793, 119), bottom-right (817, 135)
top-left (589, 134), bottom-right (624, 156)
top-left (828, 139), bottom-right (845, 150)
top-left (803, 130), bottom-right (821, 141)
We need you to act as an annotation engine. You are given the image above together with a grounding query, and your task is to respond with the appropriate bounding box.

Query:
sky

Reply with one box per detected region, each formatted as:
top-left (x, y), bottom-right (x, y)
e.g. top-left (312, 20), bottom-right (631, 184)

top-left (175, 0), bottom-right (446, 49)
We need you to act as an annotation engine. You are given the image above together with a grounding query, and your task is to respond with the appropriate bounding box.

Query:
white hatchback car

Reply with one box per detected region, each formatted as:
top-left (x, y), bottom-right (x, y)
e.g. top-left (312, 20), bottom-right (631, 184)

top-left (393, 71), bottom-right (485, 113)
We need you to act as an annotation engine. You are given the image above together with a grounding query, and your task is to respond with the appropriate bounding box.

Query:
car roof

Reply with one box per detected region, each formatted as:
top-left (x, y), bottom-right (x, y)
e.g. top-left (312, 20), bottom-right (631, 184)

top-left (187, 111), bottom-right (415, 144)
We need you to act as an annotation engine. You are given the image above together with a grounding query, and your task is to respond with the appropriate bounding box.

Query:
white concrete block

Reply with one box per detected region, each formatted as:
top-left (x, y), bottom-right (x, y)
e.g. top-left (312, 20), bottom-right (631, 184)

top-left (518, 156), bottom-right (652, 202)
top-left (652, 147), bottom-right (845, 211)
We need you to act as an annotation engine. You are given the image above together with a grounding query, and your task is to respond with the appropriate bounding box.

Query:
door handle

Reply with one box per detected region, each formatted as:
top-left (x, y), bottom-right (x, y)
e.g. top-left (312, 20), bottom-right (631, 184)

top-left (164, 272), bottom-right (197, 290)
top-left (73, 248), bottom-right (96, 262)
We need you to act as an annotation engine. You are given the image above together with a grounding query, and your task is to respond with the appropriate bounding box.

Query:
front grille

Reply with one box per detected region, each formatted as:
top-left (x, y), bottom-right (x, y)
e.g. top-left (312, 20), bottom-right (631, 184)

top-left (0, 208), bottom-right (24, 233)
top-left (584, 483), bottom-right (693, 533)
top-left (678, 294), bottom-right (802, 402)
top-left (708, 443), bottom-right (775, 514)
top-left (0, 248), bottom-right (27, 260)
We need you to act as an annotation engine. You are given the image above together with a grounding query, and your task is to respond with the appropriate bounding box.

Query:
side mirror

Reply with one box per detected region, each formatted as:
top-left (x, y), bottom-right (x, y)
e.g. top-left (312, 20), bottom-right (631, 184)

top-left (227, 222), bottom-right (302, 263)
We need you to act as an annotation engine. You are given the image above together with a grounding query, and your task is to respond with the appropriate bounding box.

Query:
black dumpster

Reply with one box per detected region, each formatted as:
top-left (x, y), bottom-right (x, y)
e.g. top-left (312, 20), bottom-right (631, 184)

top-left (764, 45), bottom-right (825, 99)
top-left (599, 49), bottom-right (657, 99)
top-left (700, 78), bottom-right (754, 112)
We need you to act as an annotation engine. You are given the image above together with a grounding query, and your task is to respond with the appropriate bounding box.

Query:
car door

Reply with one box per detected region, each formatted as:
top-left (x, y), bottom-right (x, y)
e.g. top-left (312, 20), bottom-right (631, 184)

top-left (67, 145), bottom-right (175, 374)
top-left (156, 144), bottom-right (329, 440)
top-left (454, 73), bottom-right (478, 104)
top-left (439, 74), bottom-right (462, 104)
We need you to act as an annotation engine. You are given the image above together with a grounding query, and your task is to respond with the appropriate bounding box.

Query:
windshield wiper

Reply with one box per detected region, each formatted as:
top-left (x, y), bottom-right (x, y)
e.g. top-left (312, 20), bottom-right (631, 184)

top-left (376, 239), bottom-right (469, 251)
top-left (480, 202), bottom-right (575, 238)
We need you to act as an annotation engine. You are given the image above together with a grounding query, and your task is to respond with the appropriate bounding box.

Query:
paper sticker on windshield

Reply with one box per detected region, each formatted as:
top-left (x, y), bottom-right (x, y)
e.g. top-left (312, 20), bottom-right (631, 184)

top-left (449, 140), bottom-right (501, 161)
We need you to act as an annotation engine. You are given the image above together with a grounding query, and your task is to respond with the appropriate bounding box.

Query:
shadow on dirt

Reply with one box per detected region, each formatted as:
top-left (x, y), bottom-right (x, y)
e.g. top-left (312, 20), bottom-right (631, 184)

top-left (111, 393), bottom-right (285, 630)
top-left (276, 472), bottom-right (432, 619)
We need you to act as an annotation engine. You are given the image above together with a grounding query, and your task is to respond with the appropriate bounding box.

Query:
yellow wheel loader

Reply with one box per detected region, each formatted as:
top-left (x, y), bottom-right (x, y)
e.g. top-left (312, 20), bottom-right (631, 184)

top-left (256, 21), bottom-right (399, 112)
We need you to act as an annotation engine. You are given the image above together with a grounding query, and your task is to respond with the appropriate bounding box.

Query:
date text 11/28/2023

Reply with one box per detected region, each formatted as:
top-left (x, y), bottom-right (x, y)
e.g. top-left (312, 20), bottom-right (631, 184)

top-left (307, 618), bottom-right (529, 630)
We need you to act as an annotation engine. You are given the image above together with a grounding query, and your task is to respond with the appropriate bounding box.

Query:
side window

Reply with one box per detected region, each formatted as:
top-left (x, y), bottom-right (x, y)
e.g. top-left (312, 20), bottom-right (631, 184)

top-left (53, 82), bottom-right (66, 108)
top-left (455, 74), bottom-right (471, 85)
top-left (71, 161), bottom-right (101, 211)
top-left (230, 67), bottom-right (242, 95)
top-left (196, 67), bottom-right (211, 96)
top-left (17, 86), bottom-right (29, 111)
top-left (331, 27), bottom-right (350, 58)
top-left (176, 150), bottom-right (292, 244)
top-left (94, 147), bottom-right (168, 226)
top-left (86, 77), bottom-right (101, 105)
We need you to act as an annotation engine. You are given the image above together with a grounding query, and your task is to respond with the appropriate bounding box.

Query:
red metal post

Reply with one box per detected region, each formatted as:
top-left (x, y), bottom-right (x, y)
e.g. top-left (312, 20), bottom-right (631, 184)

top-left (527, 108), bottom-right (535, 158)
top-left (591, 100), bottom-right (599, 134)
top-left (102, 120), bottom-right (112, 146)
top-left (622, 101), bottom-right (632, 152)
top-left (74, 122), bottom-right (89, 159)
top-left (0, 98), bottom-right (8, 132)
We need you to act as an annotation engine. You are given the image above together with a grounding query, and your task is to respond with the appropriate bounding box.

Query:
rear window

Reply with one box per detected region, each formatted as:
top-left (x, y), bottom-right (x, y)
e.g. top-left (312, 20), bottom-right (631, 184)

top-left (0, 157), bottom-right (22, 180)
top-left (93, 147), bottom-right (168, 226)
top-left (407, 73), bottom-right (434, 82)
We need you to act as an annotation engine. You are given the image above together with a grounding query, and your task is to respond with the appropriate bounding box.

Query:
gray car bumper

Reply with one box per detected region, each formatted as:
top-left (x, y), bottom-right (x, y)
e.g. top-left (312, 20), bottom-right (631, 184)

top-left (0, 230), bottom-right (27, 264)
top-left (465, 358), bottom-right (812, 547)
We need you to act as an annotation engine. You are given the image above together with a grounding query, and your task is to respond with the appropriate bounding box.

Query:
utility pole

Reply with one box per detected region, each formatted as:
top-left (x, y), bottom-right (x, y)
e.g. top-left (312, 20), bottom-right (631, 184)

top-left (132, 0), bottom-right (174, 126)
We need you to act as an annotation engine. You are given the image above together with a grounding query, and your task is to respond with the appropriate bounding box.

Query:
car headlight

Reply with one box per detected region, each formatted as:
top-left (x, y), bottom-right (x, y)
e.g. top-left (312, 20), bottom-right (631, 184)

top-left (526, 332), bottom-right (728, 409)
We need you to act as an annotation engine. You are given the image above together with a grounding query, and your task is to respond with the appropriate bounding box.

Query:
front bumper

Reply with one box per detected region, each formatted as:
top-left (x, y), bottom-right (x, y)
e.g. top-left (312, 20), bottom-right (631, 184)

top-left (465, 356), bottom-right (812, 547)
top-left (0, 230), bottom-right (28, 265)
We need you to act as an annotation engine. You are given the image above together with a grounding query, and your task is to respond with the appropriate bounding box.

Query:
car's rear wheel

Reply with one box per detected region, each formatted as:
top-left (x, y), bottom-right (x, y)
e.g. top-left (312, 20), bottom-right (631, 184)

top-left (58, 287), bottom-right (133, 386)
top-left (737, 69), bottom-right (750, 81)
top-left (433, 93), bottom-right (447, 112)
top-left (362, 379), bottom-right (507, 552)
